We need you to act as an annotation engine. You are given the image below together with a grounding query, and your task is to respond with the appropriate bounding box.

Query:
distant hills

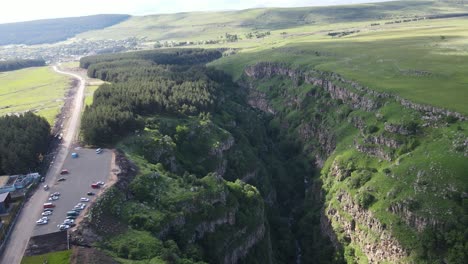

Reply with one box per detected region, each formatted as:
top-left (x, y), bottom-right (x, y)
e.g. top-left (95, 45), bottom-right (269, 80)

top-left (0, 14), bottom-right (130, 45)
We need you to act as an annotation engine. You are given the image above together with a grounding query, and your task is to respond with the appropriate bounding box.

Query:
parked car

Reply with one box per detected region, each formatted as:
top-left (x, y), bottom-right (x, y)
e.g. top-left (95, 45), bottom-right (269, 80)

top-left (97, 181), bottom-right (105, 185)
top-left (43, 203), bottom-right (55, 208)
top-left (60, 169), bottom-right (69, 175)
top-left (53, 192), bottom-right (61, 196)
top-left (42, 211), bottom-right (52, 216)
top-left (36, 220), bottom-right (48, 225)
top-left (67, 211), bottom-right (79, 216)
top-left (87, 192), bottom-right (95, 196)
top-left (66, 215), bottom-right (76, 220)
top-left (43, 184), bottom-right (49, 191)
top-left (91, 183), bottom-right (100, 189)
top-left (57, 224), bottom-right (70, 231)
top-left (80, 197), bottom-right (90, 202)
top-left (64, 219), bottom-right (74, 224)
top-left (96, 148), bottom-right (102, 154)
top-left (58, 177), bottom-right (66, 182)
top-left (43, 208), bottom-right (54, 212)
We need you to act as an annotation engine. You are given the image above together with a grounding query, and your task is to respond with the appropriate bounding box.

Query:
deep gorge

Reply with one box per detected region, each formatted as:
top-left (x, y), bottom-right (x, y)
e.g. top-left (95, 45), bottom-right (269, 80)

top-left (72, 49), bottom-right (467, 264)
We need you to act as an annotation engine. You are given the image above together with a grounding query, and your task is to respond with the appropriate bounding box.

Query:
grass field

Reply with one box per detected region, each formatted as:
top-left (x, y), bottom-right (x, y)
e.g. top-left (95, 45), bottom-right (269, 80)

top-left (21, 250), bottom-right (71, 264)
top-left (85, 85), bottom-right (99, 107)
top-left (211, 17), bottom-right (468, 115)
top-left (0, 67), bottom-right (70, 124)
top-left (78, 0), bottom-right (468, 42)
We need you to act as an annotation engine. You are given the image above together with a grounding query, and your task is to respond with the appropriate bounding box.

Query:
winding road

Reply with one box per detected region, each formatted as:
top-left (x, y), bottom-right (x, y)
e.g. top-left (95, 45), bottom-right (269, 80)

top-left (0, 65), bottom-right (85, 264)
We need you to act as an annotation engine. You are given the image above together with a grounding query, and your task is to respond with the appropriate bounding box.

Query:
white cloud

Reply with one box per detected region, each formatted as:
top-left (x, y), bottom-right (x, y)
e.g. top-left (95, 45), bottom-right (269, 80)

top-left (0, 0), bottom-right (392, 23)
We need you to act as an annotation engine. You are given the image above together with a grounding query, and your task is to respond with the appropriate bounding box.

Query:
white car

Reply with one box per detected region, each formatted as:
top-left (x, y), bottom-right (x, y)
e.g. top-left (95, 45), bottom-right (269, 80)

top-left (97, 181), bottom-right (105, 185)
top-left (36, 220), bottom-right (48, 225)
top-left (80, 197), bottom-right (90, 202)
top-left (36, 218), bottom-right (48, 224)
top-left (42, 211), bottom-right (52, 216)
top-left (41, 216), bottom-right (48, 220)
top-left (57, 224), bottom-right (70, 230)
top-left (63, 219), bottom-right (74, 224)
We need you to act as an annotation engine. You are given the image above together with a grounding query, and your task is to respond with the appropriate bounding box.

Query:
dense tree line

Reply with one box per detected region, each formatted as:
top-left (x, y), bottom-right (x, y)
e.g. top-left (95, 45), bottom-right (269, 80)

top-left (0, 59), bottom-right (45, 72)
top-left (80, 49), bottom-right (223, 145)
top-left (0, 113), bottom-right (50, 175)
top-left (80, 49), bottom-right (222, 69)
top-left (0, 14), bottom-right (130, 45)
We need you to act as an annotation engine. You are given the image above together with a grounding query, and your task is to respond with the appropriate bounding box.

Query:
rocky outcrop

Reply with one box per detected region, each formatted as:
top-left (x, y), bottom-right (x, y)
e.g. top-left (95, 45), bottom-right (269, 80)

top-left (244, 62), bottom-right (467, 121)
top-left (210, 136), bottom-right (235, 178)
top-left (223, 224), bottom-right (267, 264)
top-left (192, 209), bottom-right (237, 242)
top-left (297, 122), bottom-right (336, 167)
top-left (210, 136), bottom-right (235, 156)
top-left (389, 200), bottom-right (443, 232)
top-left (365, 134), bottom-right (402, 149)
top-left (326, 191), bottom-right (408, 263)
top-left (384, 123), bottom-right (414, 135)
top-left (113, 149), bottom-right (139, 198)
top-left (246, 84), bottom-right (276, 114)
top-left (355, 143), bottom-right (393, 161)
top-left (245, 62), bottom-right (380, 112)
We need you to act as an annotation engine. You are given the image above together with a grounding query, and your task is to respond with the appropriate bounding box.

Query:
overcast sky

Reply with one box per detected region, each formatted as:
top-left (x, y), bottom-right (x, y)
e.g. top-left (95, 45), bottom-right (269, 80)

top-left (0, 0), bottom-right (392, 24)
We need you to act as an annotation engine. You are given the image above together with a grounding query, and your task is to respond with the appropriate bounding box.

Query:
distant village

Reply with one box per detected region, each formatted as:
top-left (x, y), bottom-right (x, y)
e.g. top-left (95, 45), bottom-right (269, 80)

top-left (0, 37), bottom-right (145, 63)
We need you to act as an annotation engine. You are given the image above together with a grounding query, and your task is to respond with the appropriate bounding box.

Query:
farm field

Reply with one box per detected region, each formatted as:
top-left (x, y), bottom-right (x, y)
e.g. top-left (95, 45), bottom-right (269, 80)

top-left (0, 66), bottom-right (70, 124)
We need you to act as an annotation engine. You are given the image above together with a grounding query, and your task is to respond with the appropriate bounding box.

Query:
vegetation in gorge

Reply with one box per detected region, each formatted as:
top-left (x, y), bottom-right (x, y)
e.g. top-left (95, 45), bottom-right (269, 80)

top-left (237, 68), bottom-right (468, 263)
top-left (80, 49), bottom-right (326, 263)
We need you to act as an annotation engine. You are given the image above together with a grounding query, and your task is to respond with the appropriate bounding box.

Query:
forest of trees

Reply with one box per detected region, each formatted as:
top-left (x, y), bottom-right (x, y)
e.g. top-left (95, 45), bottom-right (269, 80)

top-left (0, 113), bottom-right (50, 175)
top-left (80, 48), bottom-right (222, 69)
top-left (0, 14), bottom-right (130, 45)
top-left (0, 59), bottom-right (45, 72)
top-left (80, 49), bottom-right (224, 145)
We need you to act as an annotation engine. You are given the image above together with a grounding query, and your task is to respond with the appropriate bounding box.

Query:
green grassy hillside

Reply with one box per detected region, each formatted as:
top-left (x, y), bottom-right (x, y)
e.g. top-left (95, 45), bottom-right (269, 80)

top-left (212, 16), bottom-right (468, 115)
top-left (78, 0), bottom-right (468, 41)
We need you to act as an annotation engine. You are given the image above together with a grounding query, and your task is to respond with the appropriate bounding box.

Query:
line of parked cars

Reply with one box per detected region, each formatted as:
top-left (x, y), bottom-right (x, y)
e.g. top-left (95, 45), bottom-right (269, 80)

top-left (57, 196), bottom-right (90, 231)
top-left (38, 192), bottom-right (61, 225)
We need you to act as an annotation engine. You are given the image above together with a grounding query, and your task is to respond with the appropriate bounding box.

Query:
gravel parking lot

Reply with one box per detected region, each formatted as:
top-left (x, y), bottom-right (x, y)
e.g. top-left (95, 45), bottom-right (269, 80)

top-left (33, 148), bottom-right (112, 236)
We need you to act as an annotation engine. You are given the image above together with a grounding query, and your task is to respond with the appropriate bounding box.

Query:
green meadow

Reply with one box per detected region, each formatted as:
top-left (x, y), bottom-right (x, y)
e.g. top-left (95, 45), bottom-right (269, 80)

top-left (21, 250), bottom-right (71, 264)
top-left (0, 66), bottom-right (70, 124)
top-left (211, 17), bottom-right (468, 115)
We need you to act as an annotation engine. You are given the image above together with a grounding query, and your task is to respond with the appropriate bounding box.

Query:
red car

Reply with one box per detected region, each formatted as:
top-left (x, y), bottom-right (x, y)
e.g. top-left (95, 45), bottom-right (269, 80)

top-left (43, 203), bottom-right (56, 208)
top-left (91, 183), bottom-right (100, 189)
top-left (60, 169), bottom-right (69, 175)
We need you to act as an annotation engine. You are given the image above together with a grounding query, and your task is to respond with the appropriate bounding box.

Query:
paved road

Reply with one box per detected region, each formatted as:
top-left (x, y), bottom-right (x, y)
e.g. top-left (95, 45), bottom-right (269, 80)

top-left (0, 65), bottom-right (85, 264)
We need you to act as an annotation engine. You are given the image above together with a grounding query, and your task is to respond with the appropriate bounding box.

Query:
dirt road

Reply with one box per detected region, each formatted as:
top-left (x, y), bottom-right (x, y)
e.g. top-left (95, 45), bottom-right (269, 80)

top-left (0, 65), bottom-right (85, 264)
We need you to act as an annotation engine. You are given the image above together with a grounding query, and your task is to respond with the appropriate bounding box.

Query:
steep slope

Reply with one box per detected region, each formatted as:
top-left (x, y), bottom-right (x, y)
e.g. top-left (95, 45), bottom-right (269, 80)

top-left (221, 60), bottom-right (467, 263)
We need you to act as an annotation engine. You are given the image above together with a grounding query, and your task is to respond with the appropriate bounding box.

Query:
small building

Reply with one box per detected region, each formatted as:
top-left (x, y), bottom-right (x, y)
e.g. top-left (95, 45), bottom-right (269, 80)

top-left (14, 174), bottom-right (33, 189)
top-left (0, 192), bottom-right (12, 214)
top-left (0, 176), bottom-right (16, 194)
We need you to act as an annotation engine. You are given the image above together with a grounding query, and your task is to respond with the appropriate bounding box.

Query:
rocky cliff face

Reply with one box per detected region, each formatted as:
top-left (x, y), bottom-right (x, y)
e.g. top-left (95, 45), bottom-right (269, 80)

top-left (326, 192), bottom-right (408, 263)
top-left (244, 62), bottom-right (466, 121)
top-left (242, 62), bottom-right (433, 263)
